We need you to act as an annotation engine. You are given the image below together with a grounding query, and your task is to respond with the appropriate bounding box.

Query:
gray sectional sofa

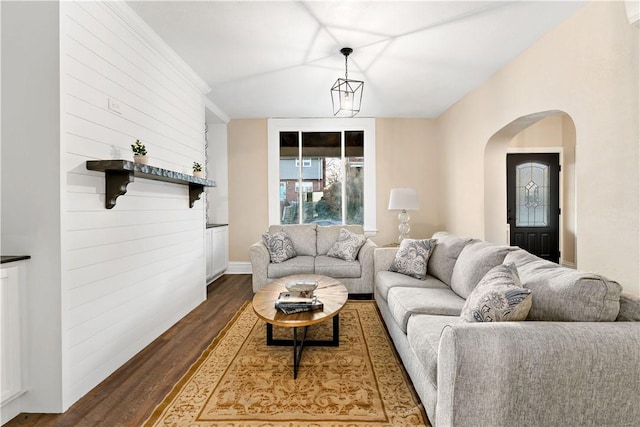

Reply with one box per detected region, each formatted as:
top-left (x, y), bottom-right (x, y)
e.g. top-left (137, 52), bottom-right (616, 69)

top-left (374, 231), bottom-right (640, 427)
top-left (250, 224), bottom-right (376, 294)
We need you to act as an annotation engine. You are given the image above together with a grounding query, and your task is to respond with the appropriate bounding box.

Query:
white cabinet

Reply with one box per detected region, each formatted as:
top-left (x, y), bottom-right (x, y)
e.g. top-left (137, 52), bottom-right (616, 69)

top-left (205, 229), bottom-right (214, 281)
top-left (1, 262), bottom-right (26, 424)
top-left (206, 225), bottom-right (228, 282)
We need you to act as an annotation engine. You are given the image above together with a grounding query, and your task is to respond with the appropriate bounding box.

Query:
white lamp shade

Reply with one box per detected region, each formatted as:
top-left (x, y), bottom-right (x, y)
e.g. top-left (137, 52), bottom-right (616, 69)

top-left (388, 188), bottom-right (419, 211)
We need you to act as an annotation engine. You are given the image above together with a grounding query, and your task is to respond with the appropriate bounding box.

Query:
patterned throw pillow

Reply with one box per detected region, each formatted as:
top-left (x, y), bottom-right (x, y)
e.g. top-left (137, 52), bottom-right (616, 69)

top-left (262, 231), bottom-right (297, 263)
top-left (460, 263), bottom-right (532, 322)
top-left (389, 239), bottom-right (437, 280)
top-left (327, 228), bottom-right (367, 262)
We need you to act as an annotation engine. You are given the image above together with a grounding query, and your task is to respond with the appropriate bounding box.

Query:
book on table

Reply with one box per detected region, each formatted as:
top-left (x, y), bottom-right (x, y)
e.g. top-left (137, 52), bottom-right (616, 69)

top-left (275, 291), bottom-right (323, 314)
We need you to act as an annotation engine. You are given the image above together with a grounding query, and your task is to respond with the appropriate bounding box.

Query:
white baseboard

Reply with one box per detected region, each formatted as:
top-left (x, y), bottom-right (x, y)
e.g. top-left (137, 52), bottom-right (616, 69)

top-left (561, 260), bottom-right (576, 269)
top-left (225, 261), bottom-right (252, 274)
top-left (1, 391), bottom-right (25, 425)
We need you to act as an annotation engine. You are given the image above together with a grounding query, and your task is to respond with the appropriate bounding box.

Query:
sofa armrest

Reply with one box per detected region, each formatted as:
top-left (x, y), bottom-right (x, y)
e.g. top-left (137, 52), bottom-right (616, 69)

top-left (358, 239), bottom-right (377, 262)
top-left (374, 247), bottom-right (398, 274)
top-left (356, 239), bottom-right (377, 288)
top-left (249, 240), bottom-right (270, 292)
top-left (436, 321), bottom-right (640, 427)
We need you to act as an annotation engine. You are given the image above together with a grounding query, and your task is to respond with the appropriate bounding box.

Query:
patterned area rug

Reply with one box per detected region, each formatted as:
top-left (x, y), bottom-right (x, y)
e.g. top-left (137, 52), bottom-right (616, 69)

top-left (144, 300), bottom-right (429, 427)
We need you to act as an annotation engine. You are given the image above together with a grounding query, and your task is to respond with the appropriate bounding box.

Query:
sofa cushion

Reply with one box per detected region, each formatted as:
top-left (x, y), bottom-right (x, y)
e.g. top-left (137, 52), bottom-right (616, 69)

top-left (268, 224), bottom-right (317, 256)
top-left (450, 241), bottom-right (513, 299)
top-left (315, 255), bottom-right (361, 278)
top-left (389, 238), bottom-right (437, 280)
top-left (617, 293), bottom-right (640, 321)
top-left (375, 271), bottom-right (448, 301)
top-left (317, 225), bottom-right (365, 255)
top-left (262, 231), bottom-right (297, 263)
top-left (406, 314), bottom-right (462, 392)
top-left (326, 228), bottom-right (366, 261)
top-left (460, 263), bottom-right (532, 322)
top-left (387, 287), bottom-right (466, 333)
top-left (505, 249), bottom-right (622, 321)
top-left (427, 231), bottom-right (474, 286)
top-left (267, 255), bottom-right (315, 279)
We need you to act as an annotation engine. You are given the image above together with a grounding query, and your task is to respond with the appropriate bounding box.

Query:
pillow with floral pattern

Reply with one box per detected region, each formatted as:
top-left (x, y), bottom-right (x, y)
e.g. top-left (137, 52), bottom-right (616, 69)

top-left (327, 228), bottom-right (367, 262)
top-left (262, 230), bottom-right (297, 263)
top-left (389, 238), bottom-right (437, 280)
top-left (460, 263), bottom-right (532, 322)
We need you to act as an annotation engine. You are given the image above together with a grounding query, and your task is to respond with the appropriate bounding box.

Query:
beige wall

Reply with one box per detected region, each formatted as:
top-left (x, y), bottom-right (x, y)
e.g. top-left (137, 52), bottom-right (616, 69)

top-left (437, 1), bottom-right (639, 294)
top-left (228, 119), bottom-right (268, 261)
top-left (561, 115), bottom-right (577, 264)
top-left (374, 119), bottom-right (440, 246)
top-left (509, 114), bottom-right (565, 148)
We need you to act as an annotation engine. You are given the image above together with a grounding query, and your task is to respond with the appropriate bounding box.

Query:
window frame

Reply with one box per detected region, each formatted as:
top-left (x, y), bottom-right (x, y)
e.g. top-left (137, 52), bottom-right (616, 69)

top-left (267, 118), bottom-right (377, 235)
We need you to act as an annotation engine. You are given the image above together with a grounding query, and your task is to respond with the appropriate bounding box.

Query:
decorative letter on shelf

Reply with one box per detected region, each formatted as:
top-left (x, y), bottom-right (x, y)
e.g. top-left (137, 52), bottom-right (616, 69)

top-left (86, 160), bottom-right (216, 209)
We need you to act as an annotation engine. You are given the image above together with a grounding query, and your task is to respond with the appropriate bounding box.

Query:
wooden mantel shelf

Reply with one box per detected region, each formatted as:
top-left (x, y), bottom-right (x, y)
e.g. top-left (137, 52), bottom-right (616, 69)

top-left (86, 160), bottom-right (216, 209)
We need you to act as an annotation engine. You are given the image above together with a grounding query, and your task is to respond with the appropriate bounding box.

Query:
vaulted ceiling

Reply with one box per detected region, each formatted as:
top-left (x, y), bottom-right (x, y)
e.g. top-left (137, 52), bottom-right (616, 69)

top-left (127, 1), bottom-right (586, 122)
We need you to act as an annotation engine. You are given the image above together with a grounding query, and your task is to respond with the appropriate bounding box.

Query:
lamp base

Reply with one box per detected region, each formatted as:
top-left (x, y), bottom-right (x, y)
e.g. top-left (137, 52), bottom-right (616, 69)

top-left (397, 210), bottom-right (411, 244)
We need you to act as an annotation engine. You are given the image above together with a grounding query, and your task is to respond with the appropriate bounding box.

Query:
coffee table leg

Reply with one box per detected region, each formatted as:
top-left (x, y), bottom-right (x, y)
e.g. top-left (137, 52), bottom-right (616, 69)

top-left (331, 314), bottom-right (339, 345)
top-left (266, 323), bottom-right (274, 345)
top-left (292, 327), bottom-right (297, 378)
top-left (265, 315), bottom-right (340, 347)
top-left (265, 314), bottom-right (340, 379)
top-left (292, 326), bottom-right (309, 379)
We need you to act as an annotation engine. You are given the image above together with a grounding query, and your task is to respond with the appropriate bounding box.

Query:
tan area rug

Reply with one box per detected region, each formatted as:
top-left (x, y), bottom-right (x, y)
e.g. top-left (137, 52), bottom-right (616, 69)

top-left (144, 300), bottom-right (429, 426)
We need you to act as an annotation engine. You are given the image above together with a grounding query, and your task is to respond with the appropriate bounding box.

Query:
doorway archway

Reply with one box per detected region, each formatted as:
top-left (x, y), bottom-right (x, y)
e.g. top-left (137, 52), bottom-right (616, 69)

top-left (484, 110), bottom-right (576, 266)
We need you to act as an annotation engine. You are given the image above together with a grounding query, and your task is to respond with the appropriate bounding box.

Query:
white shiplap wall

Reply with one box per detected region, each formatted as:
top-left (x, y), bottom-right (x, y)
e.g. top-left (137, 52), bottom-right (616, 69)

top-left (60, 1), bottom-right (208, 407)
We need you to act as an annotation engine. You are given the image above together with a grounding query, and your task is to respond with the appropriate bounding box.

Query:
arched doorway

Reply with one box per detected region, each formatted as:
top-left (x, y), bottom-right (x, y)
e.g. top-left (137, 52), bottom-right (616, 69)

top-left (484, 110), bottom-right (576, 266)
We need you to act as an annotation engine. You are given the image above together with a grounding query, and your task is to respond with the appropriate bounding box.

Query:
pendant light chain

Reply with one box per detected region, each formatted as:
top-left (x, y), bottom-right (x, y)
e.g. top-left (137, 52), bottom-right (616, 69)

top-left (345, 54), bottom-right (348, 80)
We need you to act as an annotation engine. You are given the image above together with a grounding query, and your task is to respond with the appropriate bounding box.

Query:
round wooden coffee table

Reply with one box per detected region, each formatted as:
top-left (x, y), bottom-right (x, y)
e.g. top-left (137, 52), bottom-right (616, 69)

top-left (252, 274), bottom-right (348, 378)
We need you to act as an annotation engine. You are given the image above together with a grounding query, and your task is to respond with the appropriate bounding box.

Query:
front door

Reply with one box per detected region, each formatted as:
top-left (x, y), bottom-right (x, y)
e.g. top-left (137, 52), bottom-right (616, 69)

top-left (506, 153), bottom-right (560, 263)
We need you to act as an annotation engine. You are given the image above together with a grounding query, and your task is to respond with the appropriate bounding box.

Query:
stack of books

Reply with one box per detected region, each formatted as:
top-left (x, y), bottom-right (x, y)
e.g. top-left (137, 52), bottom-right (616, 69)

top-left (275, 290), bottom-right (323, 315)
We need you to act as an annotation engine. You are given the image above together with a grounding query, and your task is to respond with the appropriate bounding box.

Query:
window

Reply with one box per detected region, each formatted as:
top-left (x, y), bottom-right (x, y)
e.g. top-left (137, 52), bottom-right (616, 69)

top-left (268, 118), bottom-right (376, 234)
top-left (515, 161), bottom-right (550, 227)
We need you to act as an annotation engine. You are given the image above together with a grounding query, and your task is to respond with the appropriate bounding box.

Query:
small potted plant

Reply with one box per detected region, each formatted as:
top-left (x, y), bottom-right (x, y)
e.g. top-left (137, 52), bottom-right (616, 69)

top-left (192, 162), bottom-right (204, 178)
top-left (131, 139), bottom-right (148, 164)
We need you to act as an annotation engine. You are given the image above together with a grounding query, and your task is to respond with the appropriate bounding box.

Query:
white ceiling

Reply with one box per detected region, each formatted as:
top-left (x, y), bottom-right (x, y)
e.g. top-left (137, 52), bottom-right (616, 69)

top-left (127, 1), bottom-right (586, 122)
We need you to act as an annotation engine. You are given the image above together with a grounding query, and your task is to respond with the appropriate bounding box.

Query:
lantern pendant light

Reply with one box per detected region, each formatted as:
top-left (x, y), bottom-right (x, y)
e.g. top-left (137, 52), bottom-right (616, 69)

top-left (330, 47), bottom-right (364, 117)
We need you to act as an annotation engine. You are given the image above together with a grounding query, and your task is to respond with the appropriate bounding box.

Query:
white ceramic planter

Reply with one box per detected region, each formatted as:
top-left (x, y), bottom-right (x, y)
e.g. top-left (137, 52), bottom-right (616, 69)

top-left (133, 155), bottom-right (149, 165)
top-left (193, 170), bottom-right (205, 178)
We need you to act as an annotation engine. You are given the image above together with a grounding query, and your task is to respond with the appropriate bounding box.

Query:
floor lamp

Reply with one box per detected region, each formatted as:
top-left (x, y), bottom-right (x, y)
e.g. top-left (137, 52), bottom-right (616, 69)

top-left (388, 188), bottom-right (420, 244)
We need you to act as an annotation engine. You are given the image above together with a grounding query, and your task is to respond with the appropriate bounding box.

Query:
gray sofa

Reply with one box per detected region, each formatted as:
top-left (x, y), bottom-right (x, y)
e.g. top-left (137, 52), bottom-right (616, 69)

top-left (250, 224), bottom-right (376, 294)
top-left (374, 231), bottom-right (640, 427)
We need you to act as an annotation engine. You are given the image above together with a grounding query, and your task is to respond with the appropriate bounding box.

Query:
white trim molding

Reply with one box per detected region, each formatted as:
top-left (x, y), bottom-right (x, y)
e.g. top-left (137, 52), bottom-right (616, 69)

top-left (226, 261), bottom-right (252, 275)
top-left (267, 118), bottom-right (377, 234)
top-left (205, 97), bottom-right (230, 124)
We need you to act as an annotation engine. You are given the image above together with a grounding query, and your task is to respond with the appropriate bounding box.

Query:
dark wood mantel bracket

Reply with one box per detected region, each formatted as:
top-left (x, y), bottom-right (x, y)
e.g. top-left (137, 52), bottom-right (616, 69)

top-left (105, 169), bottom-right (134, 209)
top-left (86, 160), bottom-right (216, 209)
top-left (188, 183), bottom-right (205, 208)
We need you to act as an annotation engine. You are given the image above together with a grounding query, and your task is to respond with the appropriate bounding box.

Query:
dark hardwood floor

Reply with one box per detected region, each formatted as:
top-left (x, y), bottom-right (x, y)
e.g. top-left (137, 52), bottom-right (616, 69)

top-left (7, 274), bottom-right (255, 427)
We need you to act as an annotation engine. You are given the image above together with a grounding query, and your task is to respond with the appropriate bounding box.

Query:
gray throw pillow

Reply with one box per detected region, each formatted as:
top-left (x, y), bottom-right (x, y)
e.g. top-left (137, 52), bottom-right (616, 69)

top-left (262, 231), bottom-right (297, 263)
top-left (460, 263), bottom-right (532, 322)
top-left (389, 239), bottom-right (437, 280)
top-left (327, 228), bottom-right (366, 262)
